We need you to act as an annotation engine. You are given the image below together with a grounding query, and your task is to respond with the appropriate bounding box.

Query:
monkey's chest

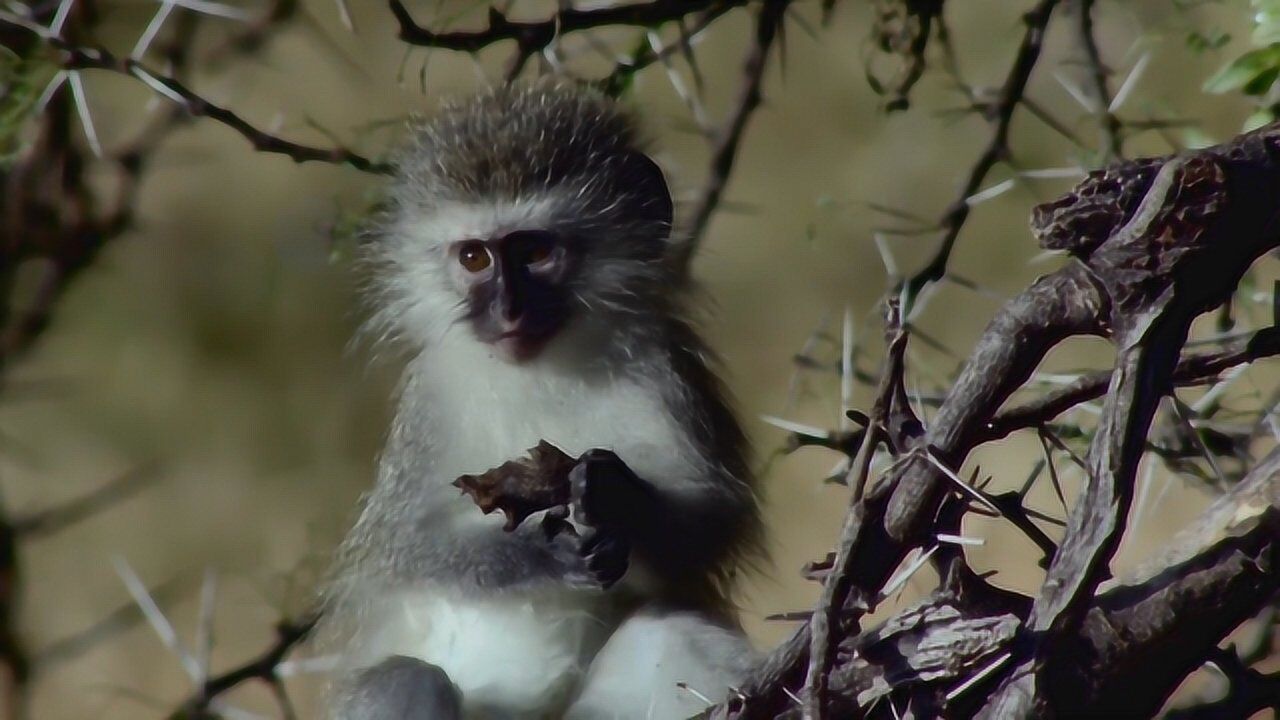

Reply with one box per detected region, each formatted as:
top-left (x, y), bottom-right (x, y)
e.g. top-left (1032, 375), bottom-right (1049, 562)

top-left (360, 590), bottom-right (617, 718)
top-left (428, 369), bottom-right (694, 485)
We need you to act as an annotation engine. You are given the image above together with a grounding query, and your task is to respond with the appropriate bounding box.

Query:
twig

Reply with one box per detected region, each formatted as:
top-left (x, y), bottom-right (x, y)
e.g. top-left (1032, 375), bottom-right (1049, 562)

top-left (177, 615), bottom-right (317, 716)
top-left (803, 317), bottom-right (908, 719)
top-left (901, 0), bottom-right (1061, 307)
top-left (673, 0), bottom-right (792, 274)
top-left (984, 327), bottom-right (1280, 442)
top-left (388, 0), bottom-right (741, 54)
top-left (1076, 0), bottom-right (1122, 159)
top-left (0, 20), bottom-right (390, 174)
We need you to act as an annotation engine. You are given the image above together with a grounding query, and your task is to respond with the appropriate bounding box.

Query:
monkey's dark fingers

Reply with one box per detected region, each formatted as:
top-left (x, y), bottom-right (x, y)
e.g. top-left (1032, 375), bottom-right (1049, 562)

top-left (579, 530), bottom-right (630, 590)
top-left (569, 448), bottom-right (647, 529)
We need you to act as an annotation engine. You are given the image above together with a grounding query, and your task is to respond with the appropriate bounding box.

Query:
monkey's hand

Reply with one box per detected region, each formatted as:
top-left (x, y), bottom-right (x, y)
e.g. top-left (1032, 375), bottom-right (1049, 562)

top-left (540, 448), bottom-right (652, 591)
top-left (542, 510), bottom-right (630, 591)
top-left (568, 448), bottom-right (653, 531)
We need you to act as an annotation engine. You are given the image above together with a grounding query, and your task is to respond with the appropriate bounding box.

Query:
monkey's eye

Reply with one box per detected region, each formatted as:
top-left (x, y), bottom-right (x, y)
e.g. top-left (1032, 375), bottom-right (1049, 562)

top-left (525, 242), bottom-right (554, 266)
top-left (457, 242), bottom-right (492, 273)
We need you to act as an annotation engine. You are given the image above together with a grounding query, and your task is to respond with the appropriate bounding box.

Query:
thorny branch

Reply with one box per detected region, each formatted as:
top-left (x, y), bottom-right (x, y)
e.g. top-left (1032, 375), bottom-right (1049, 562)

top-left (804, 306), bottom-right (914, 718)
top-left (1, 1), bottom-right (322, 715)
top-left (174, 615), bottom-right (317, 719)
top-left (983, 326), bottom-right (1280, 442)
top-left (674, 0), bottom-right (791, 274)
top-left (713, 111), bottom-right (1280, 720)
top-left (389, 0), bottom-right (745, 53)
top-left (0, 19), bottom-right (391, 175)
top-left (1075, 0), bottom-right (1122, 159)
top-left (902, 0), bottom-right (1059, 306)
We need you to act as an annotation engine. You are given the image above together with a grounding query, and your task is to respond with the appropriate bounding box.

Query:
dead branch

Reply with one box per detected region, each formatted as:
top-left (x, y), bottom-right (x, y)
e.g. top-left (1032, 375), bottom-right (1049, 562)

top-left (388, 0), bottom-right (744, 55)
top-left (714, 115), bottom-right (1280, 720)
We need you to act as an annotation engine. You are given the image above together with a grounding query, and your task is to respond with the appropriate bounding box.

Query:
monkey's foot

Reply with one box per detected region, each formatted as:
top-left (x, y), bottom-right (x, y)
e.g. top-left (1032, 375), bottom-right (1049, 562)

top-left (334, 656), bottom-right (462, 720)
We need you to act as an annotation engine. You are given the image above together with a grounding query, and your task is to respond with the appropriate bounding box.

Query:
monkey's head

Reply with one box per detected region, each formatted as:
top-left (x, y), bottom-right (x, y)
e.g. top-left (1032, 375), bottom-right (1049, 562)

top-left (372, 82), bottom-right (676, 363)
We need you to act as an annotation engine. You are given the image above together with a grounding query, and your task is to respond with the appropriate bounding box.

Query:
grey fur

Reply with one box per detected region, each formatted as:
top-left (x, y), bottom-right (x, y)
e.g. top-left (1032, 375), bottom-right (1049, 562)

top-left (393, 81), bottom-right (674, 249)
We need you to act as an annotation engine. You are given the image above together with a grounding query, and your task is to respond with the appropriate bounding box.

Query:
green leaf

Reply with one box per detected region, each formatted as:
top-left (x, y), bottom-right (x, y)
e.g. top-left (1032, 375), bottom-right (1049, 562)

top-left (1203, 44), bottom-right (1280, 94)
top-left (1187, 29), bottom-right (1231, 53)
top-left (1243, 106), bottom-right (1277, 131)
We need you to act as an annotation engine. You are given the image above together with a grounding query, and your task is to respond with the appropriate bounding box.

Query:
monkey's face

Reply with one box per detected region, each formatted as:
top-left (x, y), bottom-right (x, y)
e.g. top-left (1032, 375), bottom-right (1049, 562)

top-left (448, 228), bottom-right (578, 363)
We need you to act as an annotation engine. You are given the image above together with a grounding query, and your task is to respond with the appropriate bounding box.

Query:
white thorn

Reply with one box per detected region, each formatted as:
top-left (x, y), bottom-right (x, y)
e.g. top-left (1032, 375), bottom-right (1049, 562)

top-left (34, 70), bottom-right (68, 116)
top-left (966, 178), bottom-right (1016, 206)
top-left (112, 556), bottom-right (202, 684)
top-left (880, 545), bottom-right (938, 598)
top-left (1109, 51), bottom-right (1151, 113)
top-left (334, 0), bottom-right (355, 32)
top-left (873, 232), bottom-right (900, 279)
top-left (67, 71), bottom-right (103, 158)
top-left (828, 455), bottom-right (852, 479)
top-left (936, 533), bottom-right (985, 546)
top-left (1030, 371), bottom-right (1085, 386)
top-left (1192, 363), bottom-right (1247, 414)
top-left (945, 651), bottom-right (1013, 701)
top-left (922, 449), bottom-right (1001, 514)
top-left (906, 281), bottom-right (940, 324)
top-left (1027, 248), bottom-right (1068, 265)
top-left (840, 306), bottom-right (855, 431)
top-left (1018, 166), bottom-right (1087, 180)
top-left (649, 30), bottom-right (709, 132)
top-left (675, 682), bottom-right (714, 707)
top-left (131, 0), bottom-right (175, 59)
top-left (1131, 453), bottom-right (1158, 536)
top-left (130, 66), bottom-right (186, 106)
top-left (168, 0), bottom-right (252, 21)
top-left (49, 0), bottom-right (76, 36)
top-left (759, 414), bottom-right (830, 440)
top-left (1052, 70), bottom-right (1097, 113)
top-left (194, 567), bottom-right (217, 681)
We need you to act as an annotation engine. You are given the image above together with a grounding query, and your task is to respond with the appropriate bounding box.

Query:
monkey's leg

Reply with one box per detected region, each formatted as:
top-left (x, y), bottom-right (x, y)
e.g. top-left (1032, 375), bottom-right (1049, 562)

top-left (564, 607), bottom-right (759, 720)
top-left (332, 655), bottom-right (463, 720)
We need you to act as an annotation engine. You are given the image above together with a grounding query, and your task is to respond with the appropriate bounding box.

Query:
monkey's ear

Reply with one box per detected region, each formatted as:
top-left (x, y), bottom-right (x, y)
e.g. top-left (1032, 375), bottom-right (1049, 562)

top-left (620, 151), bottom-right (675, 238)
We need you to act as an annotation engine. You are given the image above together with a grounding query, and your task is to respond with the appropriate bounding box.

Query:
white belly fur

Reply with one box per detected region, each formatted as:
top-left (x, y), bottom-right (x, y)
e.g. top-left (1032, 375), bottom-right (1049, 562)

top-left (353, 589), bottom-right (617, 718)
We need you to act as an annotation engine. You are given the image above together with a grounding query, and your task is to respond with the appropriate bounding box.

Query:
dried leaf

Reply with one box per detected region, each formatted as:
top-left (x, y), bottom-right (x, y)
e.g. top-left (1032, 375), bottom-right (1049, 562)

top-left (453, 441), bottom-right (576, 531)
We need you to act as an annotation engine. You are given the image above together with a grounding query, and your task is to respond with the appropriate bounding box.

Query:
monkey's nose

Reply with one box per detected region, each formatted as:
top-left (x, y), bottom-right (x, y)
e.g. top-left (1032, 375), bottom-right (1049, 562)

top-left (499, 296), bottom-right (524, 326)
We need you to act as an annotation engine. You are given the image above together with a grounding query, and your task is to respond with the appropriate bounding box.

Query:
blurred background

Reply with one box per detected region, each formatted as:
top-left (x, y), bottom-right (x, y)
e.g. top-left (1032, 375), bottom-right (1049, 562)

top-left (1, 0), bottom-right (1276, 717)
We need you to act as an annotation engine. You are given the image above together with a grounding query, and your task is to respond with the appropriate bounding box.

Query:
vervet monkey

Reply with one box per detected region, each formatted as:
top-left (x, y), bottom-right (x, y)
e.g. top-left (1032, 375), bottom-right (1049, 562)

top-left (323, 81), bottom-right (762, 720)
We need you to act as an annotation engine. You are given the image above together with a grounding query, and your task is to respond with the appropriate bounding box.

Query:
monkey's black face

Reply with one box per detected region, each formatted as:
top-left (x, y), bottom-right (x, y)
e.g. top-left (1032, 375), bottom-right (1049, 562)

top-left (452, 230), bottom-right (577, 363)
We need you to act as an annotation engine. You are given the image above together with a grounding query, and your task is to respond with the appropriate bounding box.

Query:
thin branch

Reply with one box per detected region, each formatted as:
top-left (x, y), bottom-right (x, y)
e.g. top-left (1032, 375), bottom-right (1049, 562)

top-left (12, 466), bottom-right (157, 540)
top-left (984, 327), bottom-right (1280, 442)
top-left (0, 19), bottom-right (390, 174)
top-left (804, 316), bottom-right (909, 719)
top-left (388, 0), bottom-right (742, 54)
top-left (672, 0), bottom-right (791, 274)
top-left (177, 615), bottom-right (317, 715)
top-left (1076, 0), bottom-right (1123, 159)
top-left (901, 0), bottom-right (1061, 306)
